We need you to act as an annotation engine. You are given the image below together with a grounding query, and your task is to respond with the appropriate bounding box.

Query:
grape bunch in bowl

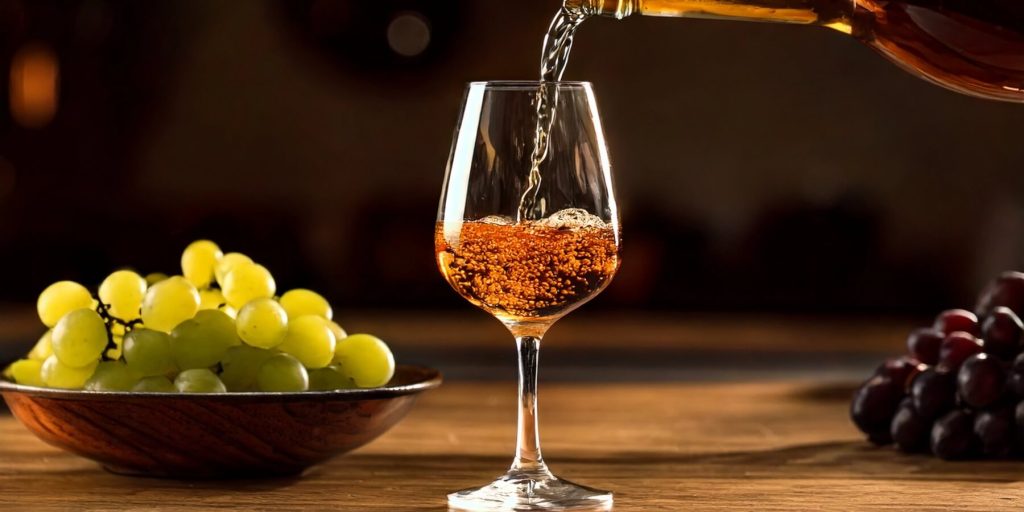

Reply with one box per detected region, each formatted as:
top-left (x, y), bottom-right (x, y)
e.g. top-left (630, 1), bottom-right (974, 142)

top-left (3, 240), bottom-right (394, 393)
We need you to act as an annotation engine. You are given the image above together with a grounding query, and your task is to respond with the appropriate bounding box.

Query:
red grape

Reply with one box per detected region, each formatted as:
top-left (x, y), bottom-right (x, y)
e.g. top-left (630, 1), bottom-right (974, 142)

top-left (1009, 353), bottom-right (1024, 397)
top-left (981, 306), bottom-right (1023, 360)
top-left (890, 397), bottom-right (929, 453)
top-left (1015, 401), bottom-right (1024, 451)
top-left (874, 356), bottom-right (926, 391)
top-left (850, 375), bottom-right (901, 444)
top-left (931, 409), bottom-right (978, 460)
top-left (911, 368), bottom-right (955, 419)
top-left (957, 353), bottom-right (1006, 409)
top-left (906, 328), bottom-right (944, 365)
top-left (974, 408), bottom-right (1013, 458)
top-left (976, 271), bottom-right (1024, 319)
top-left (933, 309), bottom-right (979, 336)
top-left (938, 331), bottom-right (984, 372)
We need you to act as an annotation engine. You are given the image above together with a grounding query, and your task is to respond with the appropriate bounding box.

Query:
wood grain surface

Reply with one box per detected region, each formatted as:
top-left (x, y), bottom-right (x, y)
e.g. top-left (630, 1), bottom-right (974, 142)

top-left (1, 380), bottom-right (1022, 511)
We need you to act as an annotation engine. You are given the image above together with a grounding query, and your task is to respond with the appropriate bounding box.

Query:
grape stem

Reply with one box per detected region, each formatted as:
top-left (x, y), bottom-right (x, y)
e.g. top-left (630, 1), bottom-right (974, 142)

top-left (94, 302), bottom-right (141, 361)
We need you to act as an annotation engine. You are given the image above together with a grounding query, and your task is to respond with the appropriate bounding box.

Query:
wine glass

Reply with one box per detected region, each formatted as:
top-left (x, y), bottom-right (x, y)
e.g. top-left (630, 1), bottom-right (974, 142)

top-left (435, 81), bottom-right (621, 510)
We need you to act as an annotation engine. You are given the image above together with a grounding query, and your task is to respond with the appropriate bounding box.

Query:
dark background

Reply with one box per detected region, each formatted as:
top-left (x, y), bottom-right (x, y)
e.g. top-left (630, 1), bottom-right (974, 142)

top-left (1, 0), bottom-right (1023, 322)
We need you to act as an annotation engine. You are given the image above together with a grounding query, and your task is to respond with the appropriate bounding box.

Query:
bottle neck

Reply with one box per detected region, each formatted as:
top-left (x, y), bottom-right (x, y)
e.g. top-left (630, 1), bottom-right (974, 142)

top-left (582, 0), bottom-right (635, 19)
top-left (583, 0), bottom-right (853, 27)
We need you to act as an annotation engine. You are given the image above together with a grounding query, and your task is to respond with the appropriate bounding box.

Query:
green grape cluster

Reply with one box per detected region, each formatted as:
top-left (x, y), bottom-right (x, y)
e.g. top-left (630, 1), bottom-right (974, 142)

top-left (3, 240), bottom-right (396, 393)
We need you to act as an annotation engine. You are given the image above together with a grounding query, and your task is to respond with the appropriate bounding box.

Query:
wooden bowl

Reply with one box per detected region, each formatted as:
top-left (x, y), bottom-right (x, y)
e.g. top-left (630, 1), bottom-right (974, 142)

top-left (0, 364), bottom-right (441, 478)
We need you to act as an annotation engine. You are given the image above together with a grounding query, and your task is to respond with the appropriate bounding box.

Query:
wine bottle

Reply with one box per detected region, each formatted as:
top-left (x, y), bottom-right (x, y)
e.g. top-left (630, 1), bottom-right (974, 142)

top-left (577, 0), bottom-right (1024, 102)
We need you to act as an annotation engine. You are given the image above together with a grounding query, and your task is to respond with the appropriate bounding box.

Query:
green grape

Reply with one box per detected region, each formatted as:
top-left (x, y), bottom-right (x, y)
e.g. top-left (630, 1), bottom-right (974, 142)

top-left (181, 240), bottom-right (223, 289)
top-left (84, 361), bottom-right (139, 391)
top-left (328, 320), bottom-right (347, 341)
top-left (98, 270), bottom-right (147, 321)
top-left (334, 334), bottom-right (395, 388)
top-left (277, 315), bottom-right (336, 369)
top-left (256, 353), bottom-right (308, 392)
top-left (7, 359), bottom-right (45, 387)
top-left (171, 309), bottom-right (240, 370)
top-left (219, 345), bottom-right (277, 391)
top-left (132, 376), bottom-right (176, 392)
top-left (235, 298), bottom-right (288, 349)
top-left (222, 262), bottom-right (275, 309)
top-left (308, 365), bottom-right (354, 391)
top-left (140, 276), bottom-right (200, 333)
top-left (123, 328), bottom-right (176, 377)
top-left (199, 288), bottom-right (226, 310)
top-left (174, 368), bottom-right (227, 393)
top-left (145, 272), bottom-right (168, 286)
top-left (51, 308), bottom-right (109, 368)
top-left (41, 355), bottom-right (97, 389)
top-left (279, 289), bottom-right (333, 320)
top-left (37, 281), bottom-right (94, 328)
top-left (214, 252), bottom-right (252, 287)
top-left (221, 304), bottom-right (237, 319)
top-left (28, 330), bottom-right (53, 361)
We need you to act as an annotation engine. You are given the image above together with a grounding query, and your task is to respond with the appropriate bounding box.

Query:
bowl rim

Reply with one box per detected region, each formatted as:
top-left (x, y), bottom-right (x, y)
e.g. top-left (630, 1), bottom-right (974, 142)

top-left (0, 364), bottom-right (442, 401)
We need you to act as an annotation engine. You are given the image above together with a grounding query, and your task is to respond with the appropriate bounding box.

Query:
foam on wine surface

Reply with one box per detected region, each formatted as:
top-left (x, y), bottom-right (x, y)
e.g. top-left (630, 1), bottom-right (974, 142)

top-left (535, 208), bottom-right (609, 230)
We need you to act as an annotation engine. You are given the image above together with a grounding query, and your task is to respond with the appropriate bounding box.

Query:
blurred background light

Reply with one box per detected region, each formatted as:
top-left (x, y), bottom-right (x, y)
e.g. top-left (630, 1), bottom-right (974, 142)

top-left (387, 12), bottom-right (431, 58)
top-left (9, 43), bottom-right (59, 129)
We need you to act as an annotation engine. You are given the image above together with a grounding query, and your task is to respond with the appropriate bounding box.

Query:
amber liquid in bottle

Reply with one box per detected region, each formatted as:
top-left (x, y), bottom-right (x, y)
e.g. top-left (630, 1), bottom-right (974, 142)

top-left (585, 0), bottom-right (1024, 102)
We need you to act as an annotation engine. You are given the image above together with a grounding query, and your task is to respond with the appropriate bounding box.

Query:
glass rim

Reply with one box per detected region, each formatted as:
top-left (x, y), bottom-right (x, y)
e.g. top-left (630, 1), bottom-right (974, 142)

top-left (468, 80), bottom-right (592, 89)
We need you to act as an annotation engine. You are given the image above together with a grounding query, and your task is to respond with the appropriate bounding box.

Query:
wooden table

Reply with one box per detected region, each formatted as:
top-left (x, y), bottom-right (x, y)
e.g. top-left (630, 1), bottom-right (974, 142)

top-left (1, 380), bottom-right (1022, 511)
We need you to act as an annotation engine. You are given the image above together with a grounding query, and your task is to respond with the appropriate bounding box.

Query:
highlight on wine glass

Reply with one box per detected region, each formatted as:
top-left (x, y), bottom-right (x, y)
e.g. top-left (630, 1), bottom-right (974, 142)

top-left (435, 81), bottom-right (621, 510)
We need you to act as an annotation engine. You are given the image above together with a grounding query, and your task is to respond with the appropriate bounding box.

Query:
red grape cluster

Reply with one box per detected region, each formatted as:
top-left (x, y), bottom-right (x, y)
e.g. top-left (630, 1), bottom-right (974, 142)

top-left (851, 271), bottom-right (1024, 459)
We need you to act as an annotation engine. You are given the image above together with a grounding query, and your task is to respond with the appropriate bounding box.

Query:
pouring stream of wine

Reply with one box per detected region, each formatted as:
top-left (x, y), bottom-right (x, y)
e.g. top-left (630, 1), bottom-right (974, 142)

top-left (517, 6), bottom-right (590, 221)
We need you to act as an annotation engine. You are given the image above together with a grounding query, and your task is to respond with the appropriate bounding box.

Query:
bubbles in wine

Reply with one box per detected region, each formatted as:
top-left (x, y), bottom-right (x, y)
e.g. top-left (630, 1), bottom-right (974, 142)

top-left (435, 211), bottom-right (619, 321)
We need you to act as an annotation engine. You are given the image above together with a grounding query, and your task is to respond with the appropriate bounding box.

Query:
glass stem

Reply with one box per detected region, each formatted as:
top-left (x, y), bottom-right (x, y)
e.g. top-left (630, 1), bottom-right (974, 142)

top-left (511, 335), bottom-right (550, 475)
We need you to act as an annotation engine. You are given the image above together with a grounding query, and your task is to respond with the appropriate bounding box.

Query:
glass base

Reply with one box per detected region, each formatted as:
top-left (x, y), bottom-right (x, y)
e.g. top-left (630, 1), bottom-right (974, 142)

top-left (448, 468), bottom-right (612, 511)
